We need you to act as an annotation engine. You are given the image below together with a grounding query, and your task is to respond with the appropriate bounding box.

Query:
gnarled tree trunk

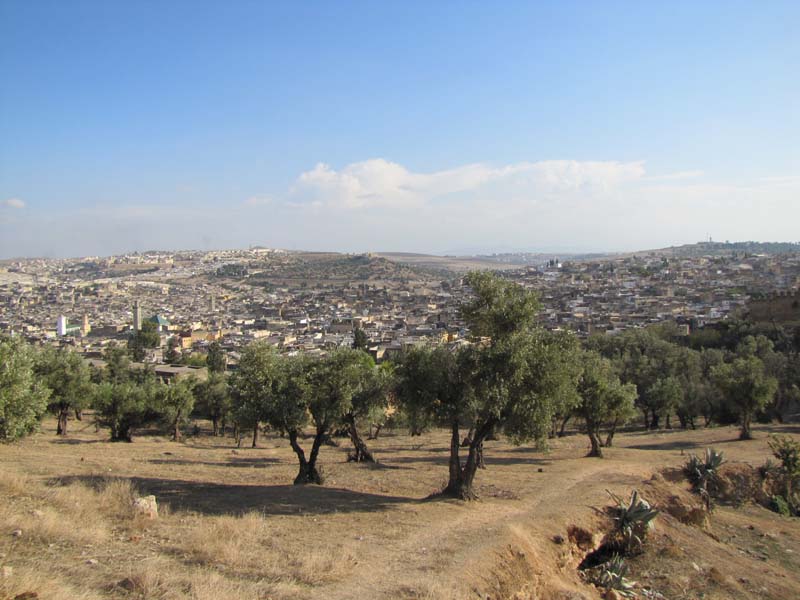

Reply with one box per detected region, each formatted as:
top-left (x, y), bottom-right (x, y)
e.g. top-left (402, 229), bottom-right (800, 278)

top-left (290, 429), bottom-right (324, 484)
top-left (345, 414), bottom-right (375, 462)
top-left (586, 418), bottom-right (603, 458)
top-left (444, 418), bottom-right (496, 500)
top-left (56, 406), bottom-right (69, 436)
top-left (252, 423), bottom-right (259, 448)
top-left (604, 417), bottom-right (619, 447)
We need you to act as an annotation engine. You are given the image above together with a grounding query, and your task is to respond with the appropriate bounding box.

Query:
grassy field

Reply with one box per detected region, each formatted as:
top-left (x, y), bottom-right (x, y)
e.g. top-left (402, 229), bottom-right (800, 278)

top-left (2, 418), bottom-right (799, 599)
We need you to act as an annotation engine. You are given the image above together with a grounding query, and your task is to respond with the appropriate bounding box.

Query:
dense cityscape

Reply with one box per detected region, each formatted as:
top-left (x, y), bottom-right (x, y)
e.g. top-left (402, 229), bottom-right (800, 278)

top-left (2, 242), bottom-right (798, 374)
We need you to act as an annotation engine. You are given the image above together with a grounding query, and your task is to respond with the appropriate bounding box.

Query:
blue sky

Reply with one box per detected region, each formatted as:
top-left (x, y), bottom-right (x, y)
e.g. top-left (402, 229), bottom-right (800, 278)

top-left (1, 1), bottom-right (798, 258)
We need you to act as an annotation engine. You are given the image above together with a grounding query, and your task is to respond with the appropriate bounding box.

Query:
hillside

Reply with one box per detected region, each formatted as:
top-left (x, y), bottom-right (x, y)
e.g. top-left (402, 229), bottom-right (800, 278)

top-left (2, 420), bottom-right (799, 600)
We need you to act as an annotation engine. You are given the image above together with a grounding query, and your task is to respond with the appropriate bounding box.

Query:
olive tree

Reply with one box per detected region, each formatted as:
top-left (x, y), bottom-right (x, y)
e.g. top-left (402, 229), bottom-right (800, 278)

top-left (36, 346), bottom-right (93, 435)
top-left (712, 355), bottom-right (778, 440)
top-left (158, 377), bottom-right (197, 441)
top-left (343, 357), bottom-right (394, 462)
top-left (194, 372), bottom-right (231, 436)
top-left (93, 379), bottom-right (159, 442)
top-left (0, 336), bottom-right (49, 441)
top-left (230, 341), bottom-right (282, 448)
top-left (575, 350), bottom-right (637, 457)
top-left (396, 272), bottom-right (580, 500)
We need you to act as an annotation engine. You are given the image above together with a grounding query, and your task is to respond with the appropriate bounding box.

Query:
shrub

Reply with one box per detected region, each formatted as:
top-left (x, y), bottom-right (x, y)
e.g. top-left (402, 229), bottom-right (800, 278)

top-left (770, 495), bottom-right (792, 517)
top-left (767, 435), bottom-right (800, 515)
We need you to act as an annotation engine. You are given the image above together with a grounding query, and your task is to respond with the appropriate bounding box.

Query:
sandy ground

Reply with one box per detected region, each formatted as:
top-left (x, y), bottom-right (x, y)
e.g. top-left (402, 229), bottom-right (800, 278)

top-left (2, 418), bottom-right (799, 599)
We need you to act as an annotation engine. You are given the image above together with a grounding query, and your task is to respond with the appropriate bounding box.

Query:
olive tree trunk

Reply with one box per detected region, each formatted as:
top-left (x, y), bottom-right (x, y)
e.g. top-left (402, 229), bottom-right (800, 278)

top-left (290, 429), bottom-right (324, 484)
top-left (345, 414), bottom-right (375, 462)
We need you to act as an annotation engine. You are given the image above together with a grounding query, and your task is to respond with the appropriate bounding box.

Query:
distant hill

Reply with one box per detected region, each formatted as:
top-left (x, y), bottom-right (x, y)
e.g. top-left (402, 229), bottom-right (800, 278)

top-left (643, 241), bottom-right (800, 258)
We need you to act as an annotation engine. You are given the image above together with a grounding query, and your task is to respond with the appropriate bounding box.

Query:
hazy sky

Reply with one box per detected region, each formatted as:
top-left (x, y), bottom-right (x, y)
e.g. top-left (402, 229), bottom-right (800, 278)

top-left (1, 1), bottom-right (798, 258)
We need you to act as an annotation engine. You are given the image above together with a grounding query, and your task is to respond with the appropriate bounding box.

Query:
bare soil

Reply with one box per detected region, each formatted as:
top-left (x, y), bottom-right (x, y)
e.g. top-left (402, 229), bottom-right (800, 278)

top-left (2, 420), bottom-right (799, 599)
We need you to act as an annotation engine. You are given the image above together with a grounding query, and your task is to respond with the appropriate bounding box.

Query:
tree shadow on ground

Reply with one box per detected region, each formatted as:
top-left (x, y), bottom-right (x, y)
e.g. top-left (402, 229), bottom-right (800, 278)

top-left (48, 475), bottom-right (417, 516)
top-left (625, 437), bottom-right (741, 451)
top-left (381, 454), bottom-right (552, 467)
top-left (49, 438), bottom-right (105, 445)
top-left (147, 457), bottom-right (281, 468)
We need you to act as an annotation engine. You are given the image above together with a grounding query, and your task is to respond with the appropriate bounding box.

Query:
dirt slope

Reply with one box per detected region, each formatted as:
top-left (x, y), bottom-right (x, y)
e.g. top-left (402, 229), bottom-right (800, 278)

top-left (1, 421), bottom-right (799, 599)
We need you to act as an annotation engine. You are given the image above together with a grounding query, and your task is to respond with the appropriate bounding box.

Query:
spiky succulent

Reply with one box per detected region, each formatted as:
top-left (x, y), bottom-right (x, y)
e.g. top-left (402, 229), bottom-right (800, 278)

top-left (597, 555), bottom-right (637, 598)
top-left (685, 447), bottom-right (724, 502)
top-left (608, 489), bottom-right (659, 552)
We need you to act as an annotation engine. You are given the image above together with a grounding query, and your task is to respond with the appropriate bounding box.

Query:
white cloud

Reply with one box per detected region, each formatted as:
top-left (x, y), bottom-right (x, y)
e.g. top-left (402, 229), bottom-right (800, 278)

top-left (2, 198), bottom-right (26, 209)
top-left (290, 158), bottom-right (646, 209)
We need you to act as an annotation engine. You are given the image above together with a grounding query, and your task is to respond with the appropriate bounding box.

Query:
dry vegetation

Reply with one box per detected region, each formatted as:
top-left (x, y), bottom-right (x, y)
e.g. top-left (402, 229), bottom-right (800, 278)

top-left (2, 417), bottom-right (800, 599)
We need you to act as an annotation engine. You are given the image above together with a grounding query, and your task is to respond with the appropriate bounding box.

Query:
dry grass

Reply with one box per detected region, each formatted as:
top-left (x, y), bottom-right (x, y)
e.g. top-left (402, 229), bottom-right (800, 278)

top-left (1, 419), bottom-right (799, 599)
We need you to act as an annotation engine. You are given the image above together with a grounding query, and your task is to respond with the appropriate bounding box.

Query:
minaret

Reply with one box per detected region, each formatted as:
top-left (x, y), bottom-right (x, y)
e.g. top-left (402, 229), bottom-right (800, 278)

top-left (57, 315), bottom-right (68, 336)
top-left (133, 300), bottom-right (142, 331)
top-left (81, 314), bottom-right (91, 336)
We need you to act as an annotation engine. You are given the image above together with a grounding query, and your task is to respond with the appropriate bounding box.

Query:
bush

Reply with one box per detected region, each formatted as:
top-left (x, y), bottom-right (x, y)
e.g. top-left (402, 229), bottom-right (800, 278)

top-left (770, 495), bottom-right (792, 517)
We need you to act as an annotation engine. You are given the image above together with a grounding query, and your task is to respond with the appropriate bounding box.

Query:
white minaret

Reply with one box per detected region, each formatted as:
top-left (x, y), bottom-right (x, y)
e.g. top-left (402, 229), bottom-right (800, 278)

top-left (133, 300), bottom-right (142, 331)
top-left (57, 315), bottom-right (68, 336)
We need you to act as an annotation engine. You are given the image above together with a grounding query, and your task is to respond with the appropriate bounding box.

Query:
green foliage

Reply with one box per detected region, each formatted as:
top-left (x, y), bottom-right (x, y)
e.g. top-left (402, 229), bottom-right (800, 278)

top-left (127, 320), bottom-right (160, 361)
top-left (608, 489), bottom-right (659, 553)
top-left (576, 350), bottom-right (637, 456)
top-left (102, 344), bottom-right (132, 383)
top-left (182, 353), bottom-right (208, 367)
top-left (770, 495), bottom-right (792, 517)
top-left (459, 271), bottom-right (541, 340)
top-left (711, 354), bottom-right (778, 439)
top-left (157, 377), bottom-right (197, 440)
top-left (0, 336), bottom-right (49, 441)
top-left (194, 373), bottom-right (231, 434)
top-left (93, 377), bottom-right (159, 442)
top-left (164, 336), bottom-right (181, 364)
top-left (206, 342), bottom-right (226, 374)
top-left (35, 346), bottom-right (93, 435)
top-left (352, 328), bottom-right (369, 352)
top-left (767, 434), bottom-right (800, 514)
top-left (230, 342), bottom-right (285, 431)
top-left (305, 348), bottom-right (374, 432)
top-left (768, 434), bottom-right (800, 479)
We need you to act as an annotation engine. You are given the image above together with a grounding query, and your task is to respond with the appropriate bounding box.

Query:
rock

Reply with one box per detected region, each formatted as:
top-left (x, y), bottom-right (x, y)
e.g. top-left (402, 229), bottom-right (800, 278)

top-left (133, 495), bottom-right (158, 519)
top-left (552, 534), bottom-right (566, 545)
top-left (11, 529), bottom-right (22, 538)
top-left (86, 559), bottom-right (98, 565)
top-left (604, 590), bottom-right (623, 600)
top-left (31, 510), bottom-right (44, 518)
top-left (13, 593), bottom-right (39, 600)
top-left (2, 565), bottom-right (13, 578)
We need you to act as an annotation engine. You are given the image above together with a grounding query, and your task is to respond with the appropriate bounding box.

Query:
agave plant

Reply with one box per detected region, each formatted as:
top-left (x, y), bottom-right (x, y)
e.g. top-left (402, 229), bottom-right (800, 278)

top-left (597, 555), bottom-right (637, 598)
top-left (608, 489), bottom-right (659, 552)
top-left (685, 447), bottom-right (724, 507)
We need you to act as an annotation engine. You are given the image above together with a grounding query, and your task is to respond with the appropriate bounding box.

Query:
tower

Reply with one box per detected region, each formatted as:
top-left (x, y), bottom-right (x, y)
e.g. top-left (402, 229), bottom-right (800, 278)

top-left (210, 295), bottom-right (216, 311)
top-left (56, 315), bottom-right (67, 336)
top-left (81, 314), bottom-right (91, 336)
top-left (133, 300), bottom-right (142, 331)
